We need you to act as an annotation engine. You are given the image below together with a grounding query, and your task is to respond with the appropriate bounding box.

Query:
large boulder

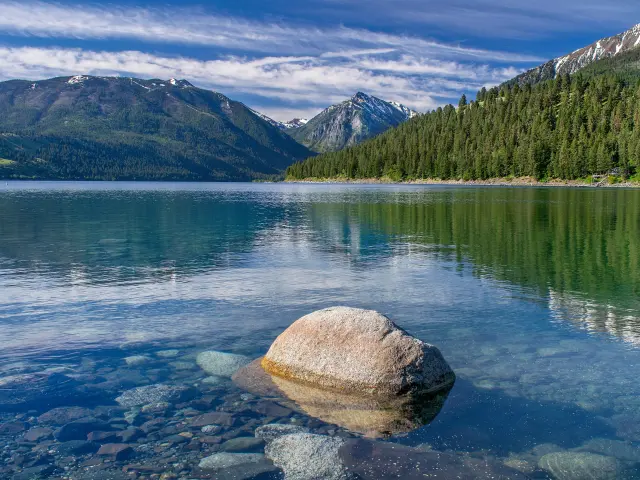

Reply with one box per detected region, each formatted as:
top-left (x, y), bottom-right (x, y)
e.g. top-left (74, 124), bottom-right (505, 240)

top-left (261, 307), bottom-right (455, 397)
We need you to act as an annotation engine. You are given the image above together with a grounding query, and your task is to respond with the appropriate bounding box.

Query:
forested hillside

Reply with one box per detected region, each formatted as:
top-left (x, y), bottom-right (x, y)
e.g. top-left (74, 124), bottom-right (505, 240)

top-left (286, 72), bottom-right (640, 181)
top-left (0, 76), bottom-right (311, 181)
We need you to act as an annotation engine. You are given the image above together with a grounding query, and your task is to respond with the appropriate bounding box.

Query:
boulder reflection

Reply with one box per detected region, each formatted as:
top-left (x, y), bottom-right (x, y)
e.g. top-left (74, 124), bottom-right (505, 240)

top-left (233, 359), bottom-right (452, 438)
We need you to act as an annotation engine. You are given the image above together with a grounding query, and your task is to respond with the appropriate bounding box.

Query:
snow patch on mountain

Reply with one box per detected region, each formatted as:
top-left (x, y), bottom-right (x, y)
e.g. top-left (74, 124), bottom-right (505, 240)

top-left (67, 75), bottom-right (88, 85)
top-left (283, 118), bottom-right (309, 129)
top-left (514, 23), bottom-right (640, 85)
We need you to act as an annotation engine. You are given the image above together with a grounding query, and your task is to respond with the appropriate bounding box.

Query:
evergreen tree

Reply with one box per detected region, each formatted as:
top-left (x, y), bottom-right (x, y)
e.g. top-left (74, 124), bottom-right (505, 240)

top-left (287, 73), bottom-right (640, 181)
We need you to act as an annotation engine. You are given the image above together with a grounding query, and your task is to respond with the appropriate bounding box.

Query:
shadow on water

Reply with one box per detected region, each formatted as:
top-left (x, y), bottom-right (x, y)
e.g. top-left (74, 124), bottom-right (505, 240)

top-left (401, 378), bottom-right (617, 455)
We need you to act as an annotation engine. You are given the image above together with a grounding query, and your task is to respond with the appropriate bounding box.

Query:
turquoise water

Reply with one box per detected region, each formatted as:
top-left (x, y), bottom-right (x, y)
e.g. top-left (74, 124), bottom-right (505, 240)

top-left (1, 181), bottom-right (640, 479)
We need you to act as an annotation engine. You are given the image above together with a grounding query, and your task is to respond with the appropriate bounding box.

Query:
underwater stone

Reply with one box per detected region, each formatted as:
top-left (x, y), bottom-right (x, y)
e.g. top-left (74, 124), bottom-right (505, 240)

top-left (538, 452), bottom-right (627, 480)
top-left (115, 384), bottom-right (194, 408)
top-left (38, 406), bottom-right (93, 425)
top-left (576, 438), bottom-right (640, 463)
top-left (198, 452), bottom-right (265, 470)
top-left (265, 433), bottom-right (350, 480)
top-left (220, 437), bottom-right (265, 453)
top-left (262, 307), bottom-right (455, 396)
top-left (156, 350), bottom-right (180, 358)
top-left (196, 351), bottom-right (251, 378)
top-left (201, 425), bottom-right (222, 435)
top-left (124, 356), bottom-right (151, 366)
top-left (254, 424), bottom-right (310, 443)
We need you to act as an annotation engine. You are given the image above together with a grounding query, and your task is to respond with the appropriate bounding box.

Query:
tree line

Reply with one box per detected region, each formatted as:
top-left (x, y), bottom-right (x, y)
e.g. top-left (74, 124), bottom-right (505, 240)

top-left (286, 73), bottom-right (640, 181)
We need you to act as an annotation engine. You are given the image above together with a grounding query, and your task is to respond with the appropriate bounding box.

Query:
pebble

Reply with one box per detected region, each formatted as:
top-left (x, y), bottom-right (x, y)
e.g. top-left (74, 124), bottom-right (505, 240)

top-left (254, 424), bottom-right (310, 444)
top-left (97, 443), bottom-right (134, 461)
top-left (191, 412), bottom-right (235, 427)
top-left (54, 418), bottom-right (112, 441)
top-left (115, 384), bottom-right (195, 408)
top-left (220, 437), bottom-right (266, 453)
top-left (198, 452), bottom-right (265, 470)
top-left (22, 427), bottom-right (53, 442)
top-left (0, 421), bottom-right (27, 434)
top-left (55, 440), bottom-right (99, 455)
top-left (156, 350), bottom-right (180, 358)
top-left (201, 425), bottom-right (222, 435)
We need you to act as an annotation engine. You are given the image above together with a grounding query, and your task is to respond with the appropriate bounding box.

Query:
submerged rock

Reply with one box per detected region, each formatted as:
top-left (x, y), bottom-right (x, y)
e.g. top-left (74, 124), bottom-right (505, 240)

top-left (198, 452), bottom-right (265, 470)
top-left (38, 406), bottom-right (93, 425)
top-left (97, 443), bottom-right (134, 461)
top-left (538, 452), bottom-right (629, 480)
top-left (115, 384), bottom-right (194, 407)
top-left (201, 425), bottom-right (222, 435)
top-left (0, 372), bottom-right (81, 409)
top-left (196, 350), bottom-right (251, 378)
top-left (23, 427), bottom-right (53, 442)
top-left (340, 438), bottom-right (530, 479)
top-left (255, 424), bottom-right (310, 444)
top-left (54, 418), bottom-right (112, 441)
top-left (124, 355), bottom-right (151, 366)
top-left (156, 349), bottom-right (180, 358)
top-left (220, 437), bottom-right (266, 453)
top-left (265, 433), bottom-right (349, 480)
top-left (576, 438), bottom-right (640, 463)
top-left (261, 307), bottom-right (455, 396)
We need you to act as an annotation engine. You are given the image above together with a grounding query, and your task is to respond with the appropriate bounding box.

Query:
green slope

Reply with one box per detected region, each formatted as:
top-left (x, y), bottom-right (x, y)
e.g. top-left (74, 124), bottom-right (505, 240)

top-left (287, 72), bottom-right (640, 182)
top-left (0, 76), bottom-right (312, 181)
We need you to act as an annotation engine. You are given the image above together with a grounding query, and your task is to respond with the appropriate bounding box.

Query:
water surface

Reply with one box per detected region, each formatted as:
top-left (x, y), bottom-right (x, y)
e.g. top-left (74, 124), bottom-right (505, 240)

top-left (1, 182), bottom-right (639, 479)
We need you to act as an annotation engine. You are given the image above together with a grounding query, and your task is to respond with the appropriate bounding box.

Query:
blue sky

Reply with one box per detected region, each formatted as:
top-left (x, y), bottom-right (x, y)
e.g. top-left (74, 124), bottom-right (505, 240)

top-left (0, 1), bottom-right (639, 120)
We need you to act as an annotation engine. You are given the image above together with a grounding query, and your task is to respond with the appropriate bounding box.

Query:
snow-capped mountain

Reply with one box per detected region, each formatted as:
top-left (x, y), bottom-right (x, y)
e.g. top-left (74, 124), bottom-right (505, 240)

top-left (247, 112), bottom-right (309, 131)
top-left (511, 23), bottom-right (640, 85)
top-left (289, 92), bottom-right (419, 153)
top-left (282, 118), bottom-right (309, 129)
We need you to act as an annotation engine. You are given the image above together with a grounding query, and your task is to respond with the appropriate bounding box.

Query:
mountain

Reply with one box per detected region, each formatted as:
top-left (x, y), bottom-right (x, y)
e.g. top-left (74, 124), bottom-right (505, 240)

top-left (287, 92), bottom-right (418, 153)
top-left (282, 118), bottom-right (309, 129)
top-left (510, 24), bottom-right (640, 86)
top-left (0, 75), bottom-right (312, 181)
top-left (247, 111), bottom-right (308, 130)
top-left (287, 69), bottom-right (640, 182)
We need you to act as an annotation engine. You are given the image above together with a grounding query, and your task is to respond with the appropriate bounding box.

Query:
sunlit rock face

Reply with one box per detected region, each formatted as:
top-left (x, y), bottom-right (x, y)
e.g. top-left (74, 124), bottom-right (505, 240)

top-left (234, 307), bottom-right (455, 436)
top-left (261, 306), bottom-right (455, 396)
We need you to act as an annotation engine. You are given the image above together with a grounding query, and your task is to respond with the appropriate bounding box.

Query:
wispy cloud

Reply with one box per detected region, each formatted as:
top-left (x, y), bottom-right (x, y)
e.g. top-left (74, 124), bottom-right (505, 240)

top-left (316, 0), bottom-right (640, 39)
top-left (0, 2), bottom-right (548, 120)
top-left (0, 46), bottom-right (524, 119)
top-left (0, 2), bottom-right (543, 62)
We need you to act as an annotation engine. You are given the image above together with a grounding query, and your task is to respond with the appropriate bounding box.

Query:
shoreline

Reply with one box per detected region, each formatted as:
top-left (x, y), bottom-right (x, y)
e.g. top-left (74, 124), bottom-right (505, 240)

top-left (285, 176), bottom-right (640, 188)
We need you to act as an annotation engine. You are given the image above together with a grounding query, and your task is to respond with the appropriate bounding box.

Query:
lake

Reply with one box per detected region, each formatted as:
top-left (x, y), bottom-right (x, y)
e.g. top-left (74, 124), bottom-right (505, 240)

top-left (1, 181), bottom-right (640, 479)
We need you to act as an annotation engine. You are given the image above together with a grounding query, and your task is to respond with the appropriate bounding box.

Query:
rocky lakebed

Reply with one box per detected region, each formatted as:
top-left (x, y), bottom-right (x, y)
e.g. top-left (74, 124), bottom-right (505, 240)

top-left (2, 307), bottom-right (640, 480)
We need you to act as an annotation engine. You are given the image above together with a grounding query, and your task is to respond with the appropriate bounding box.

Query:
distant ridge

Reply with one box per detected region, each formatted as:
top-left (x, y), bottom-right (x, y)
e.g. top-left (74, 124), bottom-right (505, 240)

top-left (287, 92), bottom-right (418, 153)
top-left (0, 75), bottom-right (311, 181)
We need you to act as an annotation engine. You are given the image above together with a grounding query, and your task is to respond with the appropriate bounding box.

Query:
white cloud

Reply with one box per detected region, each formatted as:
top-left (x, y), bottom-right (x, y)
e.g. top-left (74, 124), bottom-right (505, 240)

top-left (0, 46), bottom-right (522, 119)
top-left (0, 2), bottom-right (547, 120)
top-left (0, 2), bottom-right (542, 62)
